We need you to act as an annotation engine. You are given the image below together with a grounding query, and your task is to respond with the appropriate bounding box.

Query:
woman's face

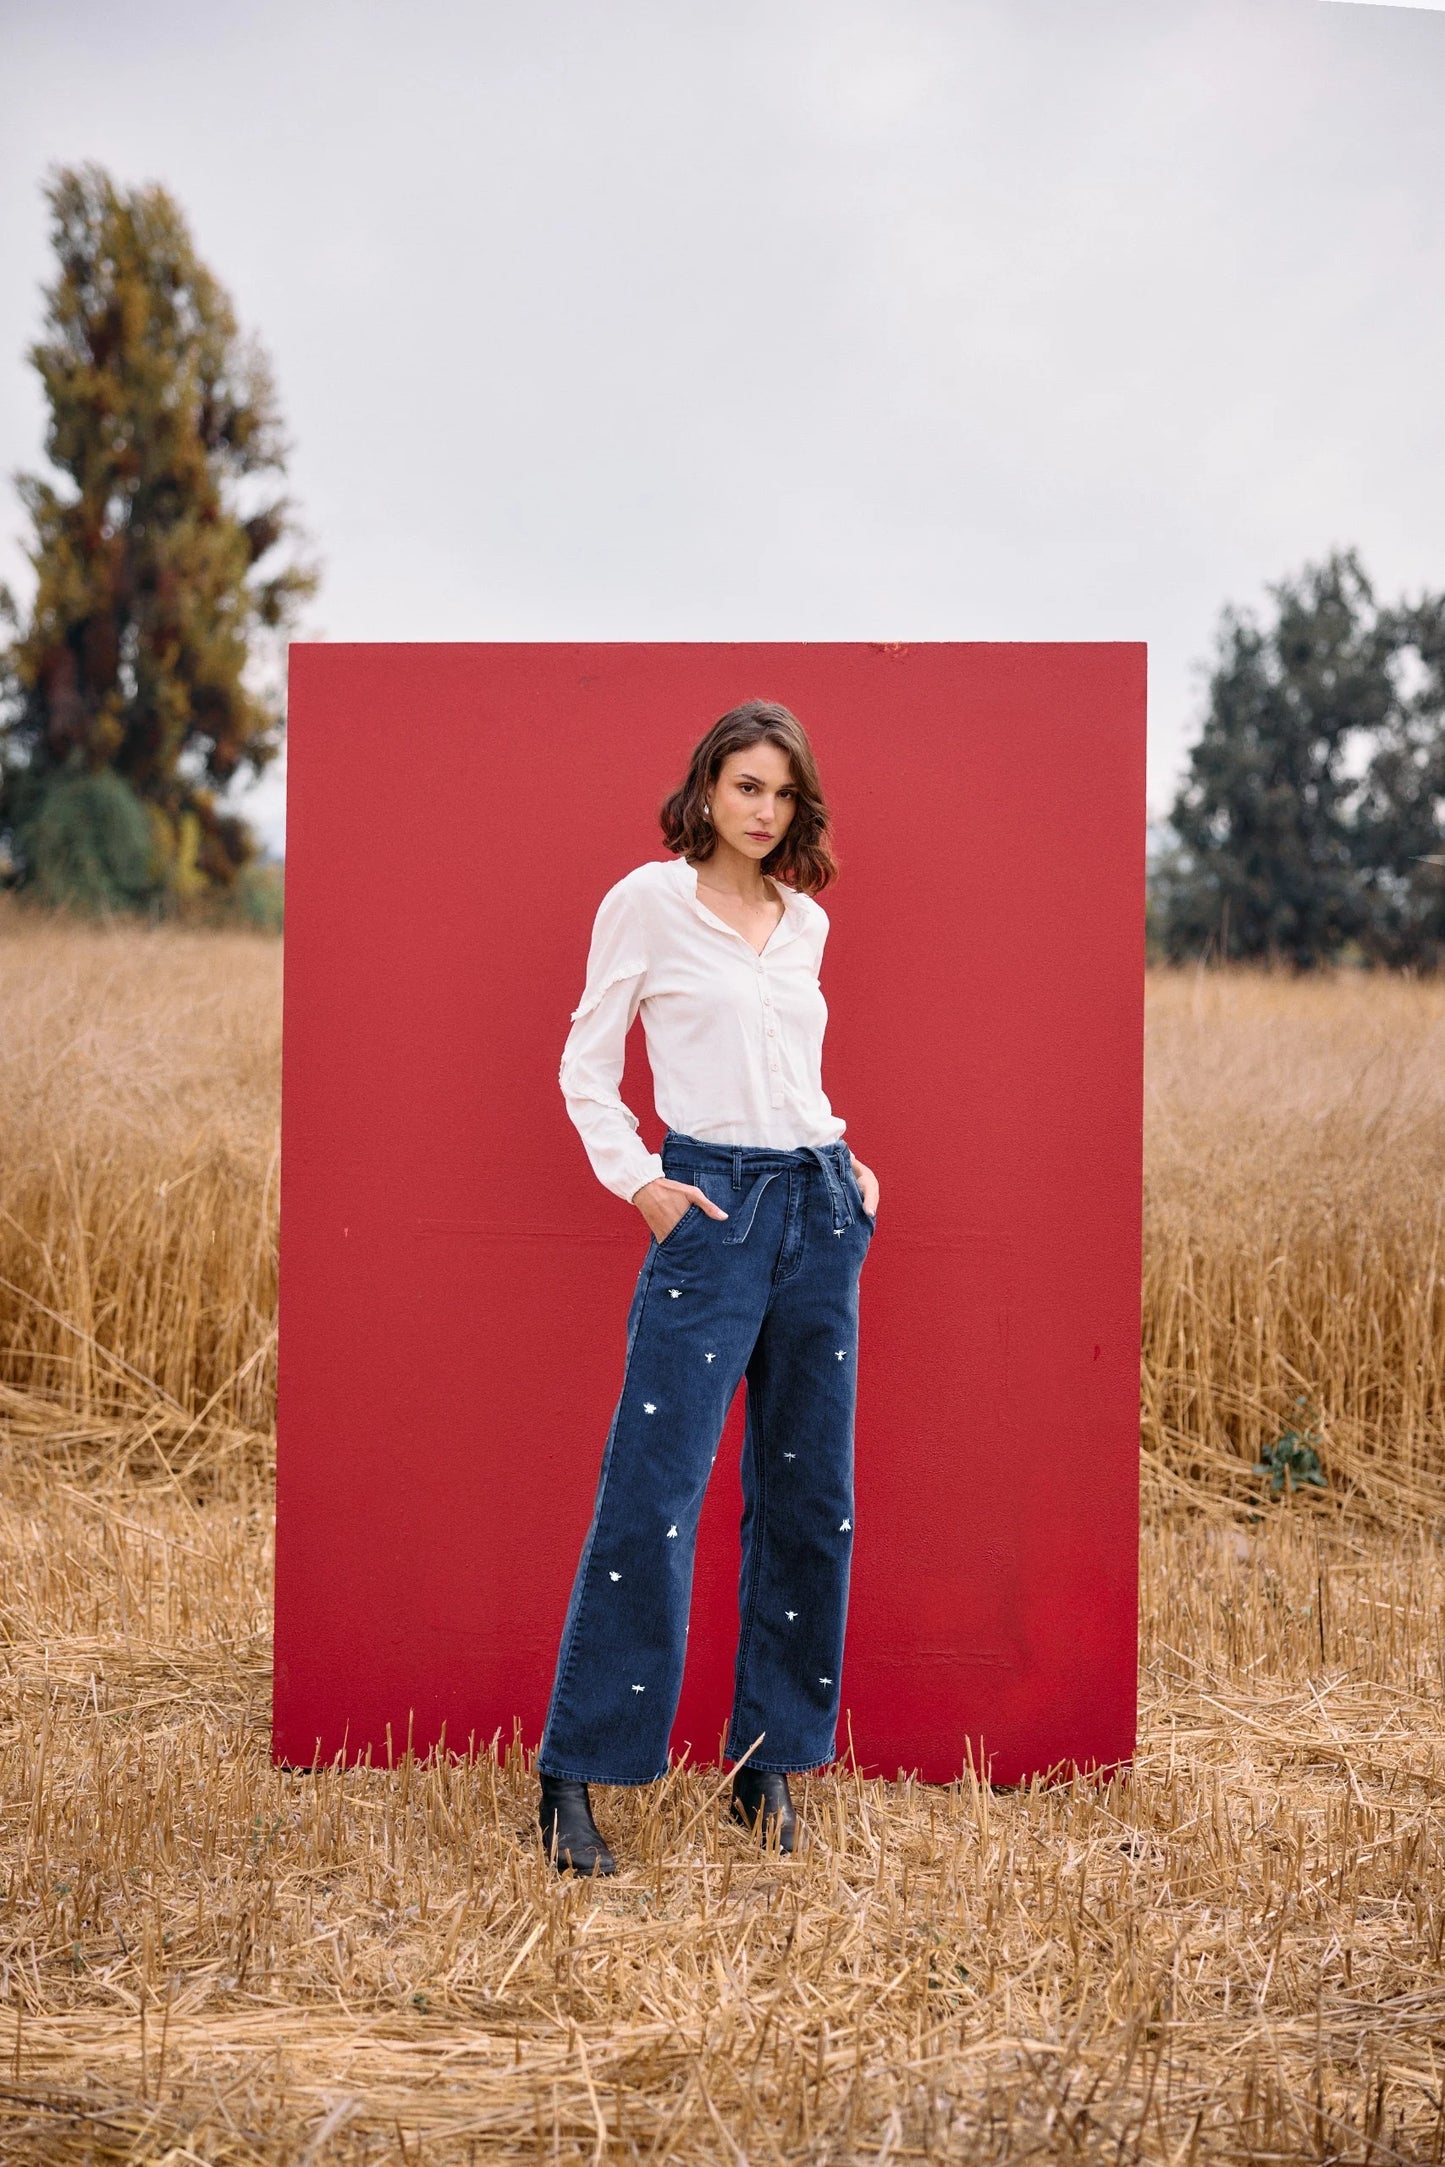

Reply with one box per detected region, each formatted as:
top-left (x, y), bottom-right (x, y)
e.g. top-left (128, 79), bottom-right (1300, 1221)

top-left (710, 741), bottom-right (799, 861)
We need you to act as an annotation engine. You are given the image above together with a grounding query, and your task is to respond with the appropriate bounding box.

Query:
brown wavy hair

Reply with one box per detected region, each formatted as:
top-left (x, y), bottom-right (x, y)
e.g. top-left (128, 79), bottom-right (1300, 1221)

top-left (659, 699), bottom-right (838, 895)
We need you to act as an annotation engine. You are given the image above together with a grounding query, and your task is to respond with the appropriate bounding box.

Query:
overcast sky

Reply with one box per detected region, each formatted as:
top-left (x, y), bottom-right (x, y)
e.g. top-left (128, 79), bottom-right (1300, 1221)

top-left (2, 0), bottom-right (1442, 852)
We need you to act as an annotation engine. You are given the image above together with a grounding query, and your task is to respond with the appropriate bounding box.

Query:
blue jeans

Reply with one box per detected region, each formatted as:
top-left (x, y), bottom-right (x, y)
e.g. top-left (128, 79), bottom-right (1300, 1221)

top-left (538, 1128), bottom-right (875, 1784)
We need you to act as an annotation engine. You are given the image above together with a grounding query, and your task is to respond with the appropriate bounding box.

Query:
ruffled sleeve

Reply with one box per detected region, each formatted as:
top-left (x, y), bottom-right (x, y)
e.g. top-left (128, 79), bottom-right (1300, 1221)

top-left (558, 879), bottom-right (666, 1204)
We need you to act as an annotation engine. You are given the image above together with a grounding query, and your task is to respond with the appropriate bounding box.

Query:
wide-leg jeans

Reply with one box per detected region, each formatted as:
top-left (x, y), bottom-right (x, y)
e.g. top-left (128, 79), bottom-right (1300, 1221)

top-left (538, 1128), bottom-right (875, 1784)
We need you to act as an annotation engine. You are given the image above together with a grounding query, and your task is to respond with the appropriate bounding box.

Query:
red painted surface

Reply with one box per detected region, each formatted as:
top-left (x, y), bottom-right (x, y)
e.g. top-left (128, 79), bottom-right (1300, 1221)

top-left (273, 644), bottom-right (1145, 1783)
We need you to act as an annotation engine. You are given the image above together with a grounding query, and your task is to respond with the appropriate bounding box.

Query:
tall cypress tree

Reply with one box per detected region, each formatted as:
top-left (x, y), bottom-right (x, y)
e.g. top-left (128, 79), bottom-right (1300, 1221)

top-left (0, 164), bottom-right (317, 903)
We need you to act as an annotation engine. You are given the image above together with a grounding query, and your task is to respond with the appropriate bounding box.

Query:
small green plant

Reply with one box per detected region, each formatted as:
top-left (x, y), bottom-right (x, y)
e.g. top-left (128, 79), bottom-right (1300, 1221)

top-left (17, 770), bottom-right (160, 912)
top-left (1256, 1400), bottom-right (1328, 1496)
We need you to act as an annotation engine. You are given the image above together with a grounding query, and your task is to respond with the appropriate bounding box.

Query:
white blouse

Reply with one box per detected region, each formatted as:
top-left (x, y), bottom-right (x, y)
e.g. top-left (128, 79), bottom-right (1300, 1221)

top-left (559, 855), bottom-right (848, 1202)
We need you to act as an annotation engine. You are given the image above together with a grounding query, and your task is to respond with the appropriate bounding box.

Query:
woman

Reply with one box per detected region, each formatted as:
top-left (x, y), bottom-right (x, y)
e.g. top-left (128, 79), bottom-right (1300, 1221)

top-left (537, 698), bottom-right (880, 1873)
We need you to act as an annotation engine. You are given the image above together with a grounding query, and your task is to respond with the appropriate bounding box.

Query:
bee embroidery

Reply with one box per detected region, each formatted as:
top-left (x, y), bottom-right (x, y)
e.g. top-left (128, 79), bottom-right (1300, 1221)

top-left (785, 1610), bottom-right (798, 1621)
top-left (666, 1524), bottom-right (678, 1538)
top-left (839, 1518), bottom-right (851, 1532)
top-left (835, 1350), bottom-right (847, 1360)
top-left (609, 1571), bottom-right (621, 1582)
top-left (704, 1351), bottom-right (716, 1363)
top-left (668, 1289), bottom-right (682, 1299)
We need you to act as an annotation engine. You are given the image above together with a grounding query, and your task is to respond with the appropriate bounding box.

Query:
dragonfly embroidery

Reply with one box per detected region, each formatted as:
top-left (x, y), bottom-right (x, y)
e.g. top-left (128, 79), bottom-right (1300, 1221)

top-left (631, 1684), bottom-right (645, 1693)
top-left (783, 1452), bottom-right (796, 1461)
top-left (819, 1676), bottom-right (832, 1686)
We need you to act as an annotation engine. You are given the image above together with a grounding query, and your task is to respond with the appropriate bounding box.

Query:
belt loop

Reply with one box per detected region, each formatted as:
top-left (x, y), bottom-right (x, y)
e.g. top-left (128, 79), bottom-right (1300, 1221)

top-left (804, 1144), bottom-right (851, 1231)
top-left (732, 1148), bottom-right (742, 1191)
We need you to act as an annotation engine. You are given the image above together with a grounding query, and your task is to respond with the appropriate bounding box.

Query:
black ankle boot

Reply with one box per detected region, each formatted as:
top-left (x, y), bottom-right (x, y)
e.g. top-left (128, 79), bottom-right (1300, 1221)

top-left (538, 1774), bottom-right (617, 1875)
top-left (729, 1766), bottom-right (798, 1853)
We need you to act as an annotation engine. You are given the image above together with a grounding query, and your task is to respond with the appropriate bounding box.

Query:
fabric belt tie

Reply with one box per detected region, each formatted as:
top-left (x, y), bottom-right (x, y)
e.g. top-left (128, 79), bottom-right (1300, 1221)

top-left (721, 1168), bottom-right (781, 1245)
top-left (721, 1146), bottom-right (853, 1246)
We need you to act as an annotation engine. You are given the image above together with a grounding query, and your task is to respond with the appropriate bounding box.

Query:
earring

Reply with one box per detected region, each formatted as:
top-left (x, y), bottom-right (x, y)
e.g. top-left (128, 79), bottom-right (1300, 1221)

top-left (703, 801), bottom-right (711, 817)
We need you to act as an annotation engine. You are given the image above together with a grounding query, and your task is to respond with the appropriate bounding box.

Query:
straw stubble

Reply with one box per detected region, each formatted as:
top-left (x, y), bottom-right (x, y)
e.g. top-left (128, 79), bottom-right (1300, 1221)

top-left (1, 907), bottom-right (1443, 2162)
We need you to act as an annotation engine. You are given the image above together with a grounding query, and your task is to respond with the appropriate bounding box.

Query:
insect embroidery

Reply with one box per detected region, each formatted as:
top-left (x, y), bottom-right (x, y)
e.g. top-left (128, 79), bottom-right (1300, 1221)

top-left (783, 1452), bottom-right (796, 1461)
top-left (609, 1571), bottom-right (621, 1582)
top-left (643, 1403), bottom-right (657, 1415)
top-left (839, 1518), bottom-right (852, 1532)
top-left (631, 1684), bottom-right (645, 1694)
top-left (666, 1524), bottom-right (678, 1538)
top-left (704, 1351), bottom-right (716, 1363)
top-left (835, 1350), bottom-right (847, 1360)
top-left (668, 1289), bottom-right (682, 1299)
top-left (819, 1676), bottom-right (833, 1686)
top-left (785, 1610), bottom-right (798, 1621)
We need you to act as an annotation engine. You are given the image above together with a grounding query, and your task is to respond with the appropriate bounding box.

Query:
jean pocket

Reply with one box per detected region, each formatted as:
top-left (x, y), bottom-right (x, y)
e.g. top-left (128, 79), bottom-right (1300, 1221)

top-left (846, 1165), bottom-right (877, 1232)
top-left (656, 1202), bottom-right (699, 1247)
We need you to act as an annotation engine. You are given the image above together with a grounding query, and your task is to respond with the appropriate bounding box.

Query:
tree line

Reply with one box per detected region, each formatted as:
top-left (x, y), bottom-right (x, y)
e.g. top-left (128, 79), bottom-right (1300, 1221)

top-left (1154, 552), bottom-right (1445, 970)
top-left (1, 166), bottom-right (1442, 960)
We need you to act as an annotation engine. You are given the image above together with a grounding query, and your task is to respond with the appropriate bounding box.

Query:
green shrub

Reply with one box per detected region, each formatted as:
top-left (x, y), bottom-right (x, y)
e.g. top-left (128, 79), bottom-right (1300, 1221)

top-left (24, 770), bottom-right (159, 912)
top-left (231, 859), bottom-right (284, 932)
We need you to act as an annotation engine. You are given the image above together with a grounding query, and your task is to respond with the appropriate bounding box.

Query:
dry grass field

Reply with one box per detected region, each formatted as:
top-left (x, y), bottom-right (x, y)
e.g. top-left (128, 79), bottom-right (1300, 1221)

top-left (1, 903), bottom-right (1444, 2164)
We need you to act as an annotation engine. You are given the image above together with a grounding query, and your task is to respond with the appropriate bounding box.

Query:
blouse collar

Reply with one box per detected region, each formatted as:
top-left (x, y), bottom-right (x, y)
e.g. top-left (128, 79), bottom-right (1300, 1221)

top-left (669, 854), bottom-right (808, 957)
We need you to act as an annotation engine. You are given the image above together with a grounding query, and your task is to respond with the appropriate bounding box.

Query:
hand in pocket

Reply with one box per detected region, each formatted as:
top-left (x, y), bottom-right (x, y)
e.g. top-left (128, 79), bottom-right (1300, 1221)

top-left (632, 1177), bottom-right (730, 1243)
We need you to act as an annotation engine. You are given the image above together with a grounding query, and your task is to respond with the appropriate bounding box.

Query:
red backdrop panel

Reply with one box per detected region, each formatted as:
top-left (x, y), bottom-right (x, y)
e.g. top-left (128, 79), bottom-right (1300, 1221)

top-left (274, 643), bottom-right (1145, 1783)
